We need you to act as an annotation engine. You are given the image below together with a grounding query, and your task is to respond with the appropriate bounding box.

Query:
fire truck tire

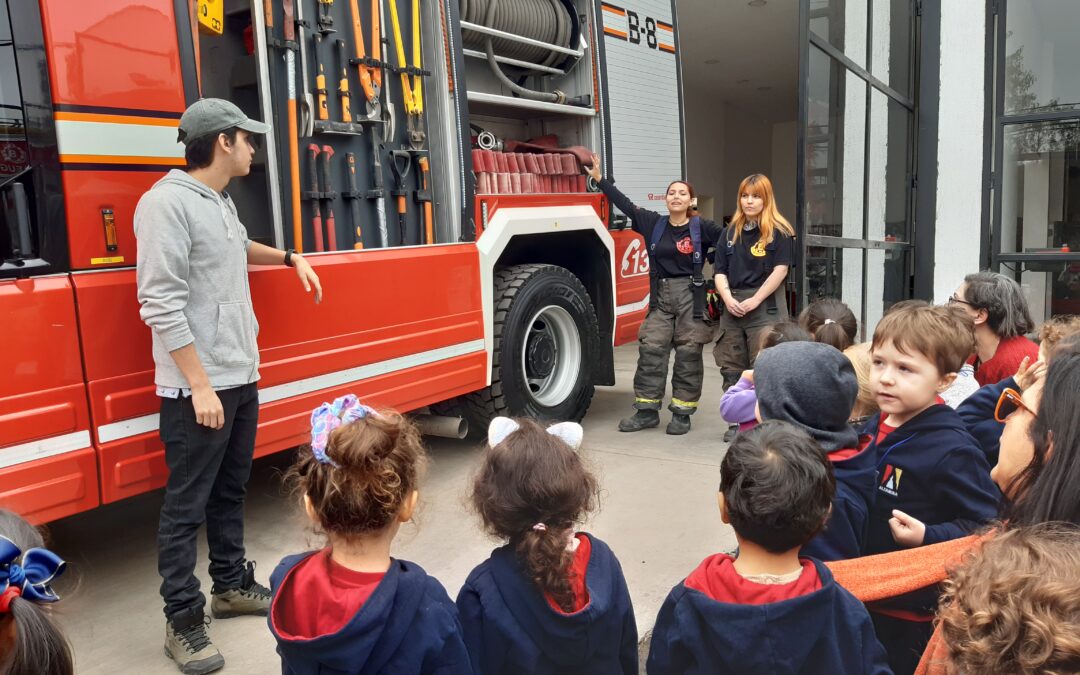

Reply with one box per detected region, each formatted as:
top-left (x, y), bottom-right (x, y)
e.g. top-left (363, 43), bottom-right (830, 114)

top-left (432, 264), bottom-right (598, 438)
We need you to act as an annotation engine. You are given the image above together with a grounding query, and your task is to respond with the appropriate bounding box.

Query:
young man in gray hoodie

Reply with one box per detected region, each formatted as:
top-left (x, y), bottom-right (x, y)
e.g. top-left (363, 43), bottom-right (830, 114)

top-left (135, 98), bottom-right (322, 675)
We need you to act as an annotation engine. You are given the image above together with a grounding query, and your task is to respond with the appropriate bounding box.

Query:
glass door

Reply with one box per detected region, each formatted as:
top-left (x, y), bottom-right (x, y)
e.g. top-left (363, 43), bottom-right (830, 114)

top-left (796, 0), bottom-right (917, 337)
top-left (990, 0), bottom-right (1080, 322)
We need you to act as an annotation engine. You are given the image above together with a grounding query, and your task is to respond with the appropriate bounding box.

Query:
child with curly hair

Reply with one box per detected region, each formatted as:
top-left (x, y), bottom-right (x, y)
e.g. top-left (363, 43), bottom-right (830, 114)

top-left (935, 524), bottom-right (1080, 674)
top-left (268, 396), bottom-right (469, 674)
top-left (457, 417), bottom-right (637, 674)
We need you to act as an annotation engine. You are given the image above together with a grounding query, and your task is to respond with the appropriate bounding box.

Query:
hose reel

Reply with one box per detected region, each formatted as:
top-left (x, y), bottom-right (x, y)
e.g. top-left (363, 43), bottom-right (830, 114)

top-left (459, 0), bottom-right (590, 107)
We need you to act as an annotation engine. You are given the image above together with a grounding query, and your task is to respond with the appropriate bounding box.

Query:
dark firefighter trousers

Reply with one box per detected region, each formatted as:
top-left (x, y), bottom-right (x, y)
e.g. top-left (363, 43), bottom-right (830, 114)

top-left (712, 286), bottom-right (789, 388)
top-left (633, 277), bottom-right (714, 415)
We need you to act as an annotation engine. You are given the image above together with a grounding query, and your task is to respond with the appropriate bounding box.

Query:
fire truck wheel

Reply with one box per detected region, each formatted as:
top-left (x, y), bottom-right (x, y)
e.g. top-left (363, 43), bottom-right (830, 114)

top-left (432, 264), bottom-right (598, 438)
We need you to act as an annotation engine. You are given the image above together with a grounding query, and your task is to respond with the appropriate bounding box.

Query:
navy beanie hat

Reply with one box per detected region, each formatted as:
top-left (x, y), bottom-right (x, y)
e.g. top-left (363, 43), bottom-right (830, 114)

top-left (755, 341), bottom-right (860, 452)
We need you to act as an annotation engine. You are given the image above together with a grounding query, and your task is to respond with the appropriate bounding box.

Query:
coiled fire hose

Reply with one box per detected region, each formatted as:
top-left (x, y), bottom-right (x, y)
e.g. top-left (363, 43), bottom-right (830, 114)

top-left (460, 0), bottom-right (587, 106)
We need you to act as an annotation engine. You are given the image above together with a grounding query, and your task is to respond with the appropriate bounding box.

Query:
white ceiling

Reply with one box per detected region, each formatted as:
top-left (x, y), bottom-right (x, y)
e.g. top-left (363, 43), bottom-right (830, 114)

top-left (677, 0), bottom-right (799, 122)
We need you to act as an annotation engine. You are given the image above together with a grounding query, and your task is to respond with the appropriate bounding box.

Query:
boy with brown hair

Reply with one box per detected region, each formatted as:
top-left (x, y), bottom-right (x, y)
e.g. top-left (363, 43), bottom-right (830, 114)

top-left (863, 302), bottom-right (1000, 673)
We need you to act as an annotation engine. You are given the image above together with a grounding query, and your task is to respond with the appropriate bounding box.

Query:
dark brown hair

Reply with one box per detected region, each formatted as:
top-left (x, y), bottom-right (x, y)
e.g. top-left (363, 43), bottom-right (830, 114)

top-left (0, 510), bottom-right (73, 675)
top-left (937, 524), bottom-right (1080, 675)
top-left (756, 320), bottom-right (812, 354)
top-left (720, 421), bottom-right (835, 553)
top-left (1005, 346), bottom-right (1080, 527)
top-left (470, 419), bottom-right (599, 612)
top-left (288, 411), bottom-right (427, 538)
top-left (799, 298), bottom-right (858, 351)
top-left (871, 303), bottom-right (975, 376)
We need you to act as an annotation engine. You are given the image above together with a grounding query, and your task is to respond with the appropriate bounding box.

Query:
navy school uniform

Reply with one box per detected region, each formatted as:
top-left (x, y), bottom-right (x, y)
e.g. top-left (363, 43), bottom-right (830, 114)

top-left (269, 553), bottom-right (472, 675)
top-left (956, 376), bottom-right (1015, 467)
top-left (801, 444), bottom-right (878, 561)
top-left (862, 405), bottom-right (1000, 675)
top-left (862, 404), bottom-right (1000, 556)
top-left (646, 556), bottom-right (891, 674)
top-left (456, 533), bottom-right (638, 675)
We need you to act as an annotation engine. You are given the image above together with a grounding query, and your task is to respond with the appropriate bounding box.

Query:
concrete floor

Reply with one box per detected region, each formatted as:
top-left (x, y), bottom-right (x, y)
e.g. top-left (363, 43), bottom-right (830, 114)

top-left (50, 344), bottom-right (736, 674)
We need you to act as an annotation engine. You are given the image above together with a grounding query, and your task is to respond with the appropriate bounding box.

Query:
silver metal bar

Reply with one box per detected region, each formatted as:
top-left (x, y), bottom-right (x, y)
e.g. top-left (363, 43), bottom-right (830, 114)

top-left (250, 0), bottom-right (285, 248)
top-left (466, 91), bottom-right (595, 117)
top-left (462, 48), bottom-right (565, 76)
top-left (459, 21), bottom-right (583, 58)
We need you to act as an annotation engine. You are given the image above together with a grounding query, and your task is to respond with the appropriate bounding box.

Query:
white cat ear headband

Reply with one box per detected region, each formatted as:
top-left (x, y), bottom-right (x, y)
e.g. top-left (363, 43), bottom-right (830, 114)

top-left (487, 417), bottom-right (583, 450)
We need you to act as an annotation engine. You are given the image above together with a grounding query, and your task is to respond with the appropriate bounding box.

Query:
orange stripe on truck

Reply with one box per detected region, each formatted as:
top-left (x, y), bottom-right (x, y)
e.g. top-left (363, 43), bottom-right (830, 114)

top-left (54, 111), bottom-right (180, 127)
top-left (59, 154), bottom-right (186, 166)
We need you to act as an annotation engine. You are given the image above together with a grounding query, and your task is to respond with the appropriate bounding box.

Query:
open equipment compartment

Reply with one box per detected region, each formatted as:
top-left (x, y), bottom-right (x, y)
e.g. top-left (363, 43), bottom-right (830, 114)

top-left (458, 0), bottom-right (601, 196)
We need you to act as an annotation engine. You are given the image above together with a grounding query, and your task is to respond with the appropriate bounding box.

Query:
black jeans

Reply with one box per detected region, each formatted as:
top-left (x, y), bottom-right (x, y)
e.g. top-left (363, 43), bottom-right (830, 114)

top-left (157, 383), bottom-right (259, 619)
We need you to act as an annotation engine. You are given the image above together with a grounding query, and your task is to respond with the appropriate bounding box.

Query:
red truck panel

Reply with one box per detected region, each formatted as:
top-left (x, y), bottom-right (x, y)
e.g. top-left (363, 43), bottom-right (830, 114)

top-left (74, 245), bottom-right (487, 503)
top-left (611, 229), bottom-right (650, 345)
top-left (40, 0), bottom-right (187, 113)
top-left (62, 170), bottom-right (161, 272)
top-left (0, 277), bottom-right (98, 523)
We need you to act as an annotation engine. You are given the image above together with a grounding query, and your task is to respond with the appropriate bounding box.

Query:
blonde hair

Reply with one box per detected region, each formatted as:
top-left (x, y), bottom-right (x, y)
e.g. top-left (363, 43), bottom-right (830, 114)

top-left (730, 174), bottom-right (795, 245)
top-left (843, 342), bottom-right (878, 421)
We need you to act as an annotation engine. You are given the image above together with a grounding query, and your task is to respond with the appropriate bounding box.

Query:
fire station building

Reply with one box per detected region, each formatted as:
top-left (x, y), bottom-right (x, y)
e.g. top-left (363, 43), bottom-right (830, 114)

top-left (680, 0), bottom-right (1080, 336)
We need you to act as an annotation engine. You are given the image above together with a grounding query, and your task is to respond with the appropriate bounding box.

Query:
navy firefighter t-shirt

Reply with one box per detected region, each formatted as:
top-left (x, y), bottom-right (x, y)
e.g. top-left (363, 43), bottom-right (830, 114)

top-left (716, 225), bottom-right (794, 290)
top-left (654, 222), bottom-right (697, 278)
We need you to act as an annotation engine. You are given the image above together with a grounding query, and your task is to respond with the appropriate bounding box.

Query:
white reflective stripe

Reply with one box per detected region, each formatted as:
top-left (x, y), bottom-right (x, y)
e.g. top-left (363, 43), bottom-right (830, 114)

top-left (259, 339), bottom-right (487, 403)
top-left (97, 414), bottom-right (161, 444)
top-left (55, 120), bottom-right (185, 159)
top-left (0, 431), bottom-right (92, 470)
top-left (96, 339), bottom-right (488, 443)
top-left (616, 294), bottom-right (650, 316)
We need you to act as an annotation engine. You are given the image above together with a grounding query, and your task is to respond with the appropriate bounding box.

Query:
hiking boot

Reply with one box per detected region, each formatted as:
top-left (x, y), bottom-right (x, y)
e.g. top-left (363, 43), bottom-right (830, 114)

top-left (666, 413), bottom-right (691, 435)
top-left (618, 409), bottom-right (660, 432)
top-left (210, 561), bottom-right (271, 619)
top-left (164, 609), bottom-right (224, 675)
top-left (723, 424), bottom-right (738, 443)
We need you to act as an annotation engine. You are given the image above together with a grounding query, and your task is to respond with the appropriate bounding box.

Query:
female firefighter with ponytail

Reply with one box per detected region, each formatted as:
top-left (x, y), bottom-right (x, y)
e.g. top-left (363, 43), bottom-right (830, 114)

top-left (713, 174), bottom-right (796, 390)
top-left (458, 417), bottom-right (638, 675)
top-left (586, 153), bottom-right (724, 435)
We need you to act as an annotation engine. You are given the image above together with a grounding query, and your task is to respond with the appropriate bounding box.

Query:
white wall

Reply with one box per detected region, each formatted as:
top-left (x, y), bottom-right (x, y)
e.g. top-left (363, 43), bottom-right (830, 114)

top-left (684, 86), bottom-right (725, 213)
top-left (934, 0), bottom-right (986, 302)
top-left (722, 103), bottom-right (773, 216)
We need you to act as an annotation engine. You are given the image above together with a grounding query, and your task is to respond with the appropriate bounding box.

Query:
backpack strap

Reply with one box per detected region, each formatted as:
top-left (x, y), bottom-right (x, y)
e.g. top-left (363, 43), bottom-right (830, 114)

top-left (689, 217), bottom-right (706, 319)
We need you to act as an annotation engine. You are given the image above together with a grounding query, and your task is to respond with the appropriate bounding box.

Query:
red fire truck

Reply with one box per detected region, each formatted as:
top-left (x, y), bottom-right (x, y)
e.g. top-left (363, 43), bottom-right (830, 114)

top-left (0, 0), bottom-right (683, 523)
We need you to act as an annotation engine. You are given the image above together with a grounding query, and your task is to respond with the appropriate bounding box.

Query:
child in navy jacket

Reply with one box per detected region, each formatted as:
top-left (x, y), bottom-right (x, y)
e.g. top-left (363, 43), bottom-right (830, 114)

top-left (864, 304), bottom-right (1000, 674)
top-left (754, 340), bottom-right (876, 560)
top-left (457, 417), bottom-right (637, 675)
top-left (647, 421), bottom-right (890, 675)
top-left (268, 396), bottom-right (471, 675)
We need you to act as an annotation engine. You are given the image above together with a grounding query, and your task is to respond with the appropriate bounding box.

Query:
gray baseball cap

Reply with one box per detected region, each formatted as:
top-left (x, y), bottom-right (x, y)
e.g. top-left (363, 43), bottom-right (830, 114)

top-left (177, 98), bottom-right (272, 144)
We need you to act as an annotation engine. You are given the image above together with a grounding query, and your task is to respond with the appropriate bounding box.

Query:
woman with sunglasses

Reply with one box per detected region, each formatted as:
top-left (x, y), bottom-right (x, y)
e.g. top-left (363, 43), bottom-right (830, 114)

top-left (949, 272), bottom-right (1039, 386)
top-left (824, 340), bottom-right (1080, 674)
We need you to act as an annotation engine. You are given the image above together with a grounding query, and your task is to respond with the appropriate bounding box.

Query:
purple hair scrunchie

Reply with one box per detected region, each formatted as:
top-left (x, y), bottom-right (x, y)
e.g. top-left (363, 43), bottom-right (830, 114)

top-left (309, 394), bottom-right (377, 467)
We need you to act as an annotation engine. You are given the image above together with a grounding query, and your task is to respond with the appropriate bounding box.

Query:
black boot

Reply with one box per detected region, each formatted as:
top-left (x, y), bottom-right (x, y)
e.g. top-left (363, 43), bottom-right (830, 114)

top-left (666, 413), bottom-right (691, 435)
top-left (723, 424), bottom-right (738, 443)
top-left (618, 409), bottom-right (660, 432)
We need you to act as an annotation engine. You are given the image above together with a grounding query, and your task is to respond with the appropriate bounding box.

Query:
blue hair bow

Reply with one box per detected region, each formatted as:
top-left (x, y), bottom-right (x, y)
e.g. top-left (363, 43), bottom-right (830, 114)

top-left (309, 394), bottom-right (377, 466)
top-left (0, 535), bottom-right (66, 604)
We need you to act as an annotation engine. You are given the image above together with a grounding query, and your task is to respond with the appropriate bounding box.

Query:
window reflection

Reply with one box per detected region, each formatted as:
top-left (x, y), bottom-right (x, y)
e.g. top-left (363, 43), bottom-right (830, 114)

top-left (0, 3), bottom-right (27, 181)
top-left (809, 0), bottom-right (868, 68)
top-left (1004, 0), bottom-right (1080, 114)
top-left (1000, 120), bottom-right (1080, 255)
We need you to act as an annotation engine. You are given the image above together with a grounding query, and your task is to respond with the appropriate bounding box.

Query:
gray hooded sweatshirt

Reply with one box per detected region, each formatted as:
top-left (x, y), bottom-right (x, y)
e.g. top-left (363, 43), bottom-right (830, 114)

top-left (134, 169), bottom-right (260, 389)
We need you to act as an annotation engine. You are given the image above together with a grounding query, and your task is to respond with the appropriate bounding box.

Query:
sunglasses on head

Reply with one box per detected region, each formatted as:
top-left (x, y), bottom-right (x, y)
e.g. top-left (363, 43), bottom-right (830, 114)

top-left (994, 387), bottom-right (1037, 423)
